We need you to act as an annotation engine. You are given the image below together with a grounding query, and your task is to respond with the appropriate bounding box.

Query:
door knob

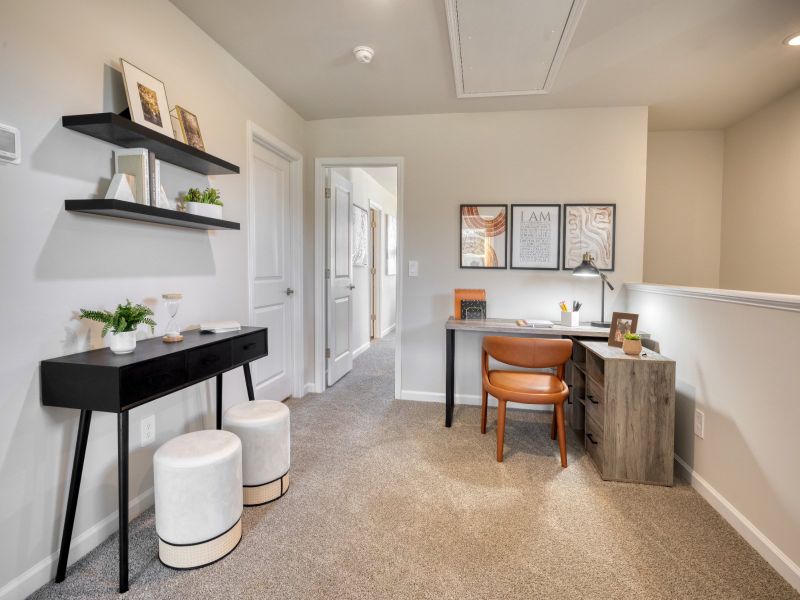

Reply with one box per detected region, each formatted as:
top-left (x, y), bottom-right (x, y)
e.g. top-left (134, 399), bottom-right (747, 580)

top-left (285, 288), bottom-right (295, 296)
top-left (348, 284), bottom-right (356, 290)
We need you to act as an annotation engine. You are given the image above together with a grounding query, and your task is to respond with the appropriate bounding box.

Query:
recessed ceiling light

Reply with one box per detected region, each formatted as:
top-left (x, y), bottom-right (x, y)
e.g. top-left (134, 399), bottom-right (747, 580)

top-left (783, 33), bottom-right (800, 46)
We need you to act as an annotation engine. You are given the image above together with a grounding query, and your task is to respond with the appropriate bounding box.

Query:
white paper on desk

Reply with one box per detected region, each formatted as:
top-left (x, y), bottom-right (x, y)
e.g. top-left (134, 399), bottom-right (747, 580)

top-left (531, 320), bottom-right (554, 328)
top-left (199, 320), bottom-right (242, 333)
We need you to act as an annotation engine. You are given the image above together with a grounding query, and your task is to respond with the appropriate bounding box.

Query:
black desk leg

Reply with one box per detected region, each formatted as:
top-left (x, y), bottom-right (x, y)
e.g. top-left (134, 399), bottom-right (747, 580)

top-left (445, 328), bottom-right (455, 427)
top-left (117, 412), bottom-right (129, 593)
top-left (216, 374), bottom-right (223, 429)
top-left (55, 410), bottom-right (93, 583)
top-left (243, 363), bottom-right (255, 401)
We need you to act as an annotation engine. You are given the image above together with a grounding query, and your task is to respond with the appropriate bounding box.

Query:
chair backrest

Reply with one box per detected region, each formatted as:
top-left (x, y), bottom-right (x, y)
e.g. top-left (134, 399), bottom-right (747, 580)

top-left (482, 336), bottom-right (573, 370)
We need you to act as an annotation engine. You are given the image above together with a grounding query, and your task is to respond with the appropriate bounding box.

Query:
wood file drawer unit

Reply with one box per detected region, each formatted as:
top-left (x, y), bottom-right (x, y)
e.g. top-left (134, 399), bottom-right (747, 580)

top-left (567, 340), bottom-right (676, 486)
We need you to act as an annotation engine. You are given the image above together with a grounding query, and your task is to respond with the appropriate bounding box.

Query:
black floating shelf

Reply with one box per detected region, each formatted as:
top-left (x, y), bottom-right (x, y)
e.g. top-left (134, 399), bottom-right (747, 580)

top-left (65, 200), bottom-right (240, 231)
top-left (62, 113), bottom-right (239, 176)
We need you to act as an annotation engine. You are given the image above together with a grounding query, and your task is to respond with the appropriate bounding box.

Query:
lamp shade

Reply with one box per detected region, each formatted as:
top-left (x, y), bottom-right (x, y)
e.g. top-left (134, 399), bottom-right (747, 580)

top-left (572, 252), bottom-right (599, 277)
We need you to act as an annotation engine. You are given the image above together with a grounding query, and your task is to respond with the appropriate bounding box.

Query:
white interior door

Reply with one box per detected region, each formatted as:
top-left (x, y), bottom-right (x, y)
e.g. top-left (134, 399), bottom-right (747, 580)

top-left (326, 171), bottom-right (354, 386)
top-left (251, 141), bottom-right (294, 400)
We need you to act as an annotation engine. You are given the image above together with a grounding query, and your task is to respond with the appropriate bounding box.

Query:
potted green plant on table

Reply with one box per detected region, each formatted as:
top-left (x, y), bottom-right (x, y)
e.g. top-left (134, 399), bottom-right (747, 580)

top-left (622, 332), bottom-right (642, 356)
top-left (79, 300), bottom-right (156, 354)
top-left (183, 187), bottom-right (223, 220)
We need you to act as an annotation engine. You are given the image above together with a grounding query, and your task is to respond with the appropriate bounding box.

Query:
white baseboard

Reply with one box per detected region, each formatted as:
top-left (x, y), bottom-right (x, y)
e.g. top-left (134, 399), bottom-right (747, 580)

top-left (352, 341), bottom-right (371, 360)
top-left (674, 455), bottom-right (800, 592)
top-left (398, 389), bottom-right (549, 411)
top-left (381, 324), bottom-right (396, 337)
top-left (0, 487), bottom-right (155, 600)
top-left (303, 382), bottom-right (316, 396)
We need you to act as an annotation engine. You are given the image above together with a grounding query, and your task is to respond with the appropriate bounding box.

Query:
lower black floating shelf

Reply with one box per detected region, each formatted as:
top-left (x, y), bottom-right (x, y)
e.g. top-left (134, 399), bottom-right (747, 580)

top-left (65, 200), bottom-right (240, 231)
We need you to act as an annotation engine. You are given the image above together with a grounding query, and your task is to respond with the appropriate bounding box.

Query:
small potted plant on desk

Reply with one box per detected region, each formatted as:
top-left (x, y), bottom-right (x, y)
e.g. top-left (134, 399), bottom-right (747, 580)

top-left (79, 300), bottom-right (156, 354)
top-left (183, 187), bottom-right (223, 220)
top-left (622, 332), bottom-right (643, 356)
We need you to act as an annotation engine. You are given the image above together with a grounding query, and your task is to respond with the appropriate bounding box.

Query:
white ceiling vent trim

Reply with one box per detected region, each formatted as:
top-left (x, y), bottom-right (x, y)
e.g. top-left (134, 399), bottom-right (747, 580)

top-left (445, 0), bottom-right (586, 98)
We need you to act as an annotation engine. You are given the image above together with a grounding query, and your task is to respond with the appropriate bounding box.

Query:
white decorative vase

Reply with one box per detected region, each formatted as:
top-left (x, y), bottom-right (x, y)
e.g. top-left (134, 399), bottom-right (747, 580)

top-left (185, 202), bottom-right (222, 220)
top-left (109, 330), bottom-right (137, 354)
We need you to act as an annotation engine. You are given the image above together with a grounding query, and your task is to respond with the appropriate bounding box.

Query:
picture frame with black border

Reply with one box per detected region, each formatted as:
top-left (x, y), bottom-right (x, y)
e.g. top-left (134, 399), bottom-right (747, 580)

top-left (510, 204), bottom-right (561, 270)
top-left (562, 203), bottom-right (616, 271)
top-left (459, 204), bottom-right (508, 269)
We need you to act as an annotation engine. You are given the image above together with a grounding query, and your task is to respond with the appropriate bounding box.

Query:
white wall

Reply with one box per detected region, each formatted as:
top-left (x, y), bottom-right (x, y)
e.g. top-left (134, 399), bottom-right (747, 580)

top-left (0, 2), bottom-right (304, 597)
top-left (720, 87), bottom-right (800, 294)
top-left (306, 108), bottom-right (649, 401)
top-left (644, 131), bottom-right (724, 288)
top-left (623, 284), bottom-right (800, 591)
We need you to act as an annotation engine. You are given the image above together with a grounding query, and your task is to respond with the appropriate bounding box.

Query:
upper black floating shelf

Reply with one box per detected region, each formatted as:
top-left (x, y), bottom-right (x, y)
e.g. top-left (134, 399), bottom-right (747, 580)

top-left (62, 113), bottom-right (240, 176)
top-left (65, 199), bottom-right (240, 231)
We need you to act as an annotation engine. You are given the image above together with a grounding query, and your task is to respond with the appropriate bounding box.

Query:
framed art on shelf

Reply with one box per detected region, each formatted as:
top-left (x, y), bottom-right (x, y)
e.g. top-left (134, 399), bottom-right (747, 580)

top-left (120, 59), bottom-right (174, 138)
top-left (562, 204), bottom-right (616, 271)
top-left (386, 214), bottom-right (397, 275)
top-left (173, 106), bottom-right (205, 151)
top-left (352, 205), bottom-right (369, 267)
top-left (608, 312), bottom-right (639, 347)
top-left (460, 204), bottom-right (507, 269)
top-left (510, 204), bottom-right (560, 270)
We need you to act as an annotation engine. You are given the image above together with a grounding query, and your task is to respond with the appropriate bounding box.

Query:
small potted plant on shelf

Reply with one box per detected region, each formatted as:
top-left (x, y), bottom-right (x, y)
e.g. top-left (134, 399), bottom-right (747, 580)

top-left (182, 187), bottom-right (223, 220)
top-left (622, 332), bottom-right (642, 356)
top-left (79, 300), bottom-right (156, 354)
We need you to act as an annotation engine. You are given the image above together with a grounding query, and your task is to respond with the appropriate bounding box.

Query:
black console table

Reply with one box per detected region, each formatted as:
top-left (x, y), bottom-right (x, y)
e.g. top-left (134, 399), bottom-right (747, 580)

top-left (40, 326), bottom-right (268, 593)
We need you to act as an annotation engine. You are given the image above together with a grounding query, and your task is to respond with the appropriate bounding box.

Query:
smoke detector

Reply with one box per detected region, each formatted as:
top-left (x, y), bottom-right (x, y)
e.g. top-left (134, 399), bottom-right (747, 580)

top-left (353, 46), bottom-right (375, 64)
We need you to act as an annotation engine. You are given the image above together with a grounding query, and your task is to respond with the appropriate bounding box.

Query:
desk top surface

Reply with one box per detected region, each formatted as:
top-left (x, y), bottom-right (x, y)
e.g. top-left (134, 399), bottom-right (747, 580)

top-left (581, 340), bottom-right (673, 363)
top-left (41, 326), bottom-right (265, 367)
top-left (446, 317), bottom-right (610, 337)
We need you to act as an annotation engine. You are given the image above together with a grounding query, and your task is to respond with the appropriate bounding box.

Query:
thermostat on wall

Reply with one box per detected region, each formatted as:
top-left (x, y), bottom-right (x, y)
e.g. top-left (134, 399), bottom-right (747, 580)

top-left (0, 123), bottom-right (21, 165)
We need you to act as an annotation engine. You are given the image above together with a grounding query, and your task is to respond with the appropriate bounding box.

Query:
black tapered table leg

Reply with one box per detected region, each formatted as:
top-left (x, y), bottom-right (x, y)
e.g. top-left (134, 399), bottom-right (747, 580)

top-left (55, 410), bottom-right (93, 583)
top-left (243, 363), bottom-right (255, 401)
top-left (117, 412), bottom-right (129, 593)
top-left (216, 374), bottom-right (223, 429)
top-left (445, 328), bottom-right (455, 427)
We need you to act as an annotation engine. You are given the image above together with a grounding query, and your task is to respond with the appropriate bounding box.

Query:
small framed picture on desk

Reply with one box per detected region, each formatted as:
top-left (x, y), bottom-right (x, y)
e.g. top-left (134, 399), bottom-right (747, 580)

top-left (608, 312), bottom-right (638, 347)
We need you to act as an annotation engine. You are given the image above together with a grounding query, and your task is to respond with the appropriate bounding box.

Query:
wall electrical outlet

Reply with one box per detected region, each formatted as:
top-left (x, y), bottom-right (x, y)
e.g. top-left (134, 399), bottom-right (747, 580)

top-left (141, 415), bottom-right (156, 447)
top-left (694, 409), bottom-right (705, 439)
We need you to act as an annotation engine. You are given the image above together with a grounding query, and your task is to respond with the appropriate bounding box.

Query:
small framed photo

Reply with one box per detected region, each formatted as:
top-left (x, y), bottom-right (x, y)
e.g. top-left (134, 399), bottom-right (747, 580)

top-left (460, 204), bottom-right (507, 269)
top-left (174, 106), bottom-right (205, 151)
top-left (563, 204), bottom-right (616, 271)
top-left (608, 312), bottom-right (639, 347)
top-left (120, 59), bottom-right (174, 138)
top-left (510, 204), bottom-right (560, 270)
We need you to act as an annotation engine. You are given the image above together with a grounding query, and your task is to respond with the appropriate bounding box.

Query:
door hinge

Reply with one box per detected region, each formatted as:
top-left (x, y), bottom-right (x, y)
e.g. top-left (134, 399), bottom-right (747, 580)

top-left (371, 267), bottom-right (376, 275)
top-left (325, 348), bottom-right (331, 359)
top-left (325, 187), bottom-right (331, 199)
top-left (371, 314), bottom-right (376, 321)
top-left (325, 268), bottom-right (331, 279)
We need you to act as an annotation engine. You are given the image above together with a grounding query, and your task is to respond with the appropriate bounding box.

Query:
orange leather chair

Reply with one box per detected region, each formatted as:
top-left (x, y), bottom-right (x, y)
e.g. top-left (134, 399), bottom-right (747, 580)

top-left (481, 336), bottom-right (573, 466)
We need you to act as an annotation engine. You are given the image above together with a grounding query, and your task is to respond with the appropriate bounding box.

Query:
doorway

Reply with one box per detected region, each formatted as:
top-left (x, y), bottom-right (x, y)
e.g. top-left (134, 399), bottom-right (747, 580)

top-left (315, 159), bottom-right (403, 393)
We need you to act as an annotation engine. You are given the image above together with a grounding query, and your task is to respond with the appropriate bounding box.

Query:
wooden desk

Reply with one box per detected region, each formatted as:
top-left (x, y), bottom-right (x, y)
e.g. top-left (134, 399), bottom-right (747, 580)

top-left (444, 318), bottom-right (609, 427)
top-left (40, 327), bottom-right (267, 593)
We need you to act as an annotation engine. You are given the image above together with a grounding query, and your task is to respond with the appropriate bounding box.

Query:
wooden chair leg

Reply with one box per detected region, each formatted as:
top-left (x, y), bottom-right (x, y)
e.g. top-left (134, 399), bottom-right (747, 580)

top-left (555, 402), bottom-right (567, 468)
top-left (550, 406), bottom-right (557, 440)
top-left (481, 387), bottom-right (488, 434)
top-left (496, 399), bottom-right (507, 462)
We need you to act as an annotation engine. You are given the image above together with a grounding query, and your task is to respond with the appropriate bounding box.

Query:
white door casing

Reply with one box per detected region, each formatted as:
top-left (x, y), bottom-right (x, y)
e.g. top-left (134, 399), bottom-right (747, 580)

top-left (326, 171), bottom-right (354, 385)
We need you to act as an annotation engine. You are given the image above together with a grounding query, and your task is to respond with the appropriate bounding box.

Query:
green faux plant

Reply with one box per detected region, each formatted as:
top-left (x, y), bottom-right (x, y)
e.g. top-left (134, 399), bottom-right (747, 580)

top-left (623, 332), bottom-right (641, 341)
top-left (184, 187), bottom-right (223, 206)
top-left (79, 300), bottom-right (156, 337)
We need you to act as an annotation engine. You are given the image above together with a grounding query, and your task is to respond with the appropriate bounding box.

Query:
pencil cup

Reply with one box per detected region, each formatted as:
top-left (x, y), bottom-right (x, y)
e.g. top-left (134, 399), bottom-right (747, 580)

top-left (561, 311), bottom-right (580, 327)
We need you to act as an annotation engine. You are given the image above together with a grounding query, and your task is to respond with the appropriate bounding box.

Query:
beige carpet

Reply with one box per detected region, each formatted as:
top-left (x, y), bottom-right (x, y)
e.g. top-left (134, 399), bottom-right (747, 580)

top-left (31, 334), bottom-right (798, 599)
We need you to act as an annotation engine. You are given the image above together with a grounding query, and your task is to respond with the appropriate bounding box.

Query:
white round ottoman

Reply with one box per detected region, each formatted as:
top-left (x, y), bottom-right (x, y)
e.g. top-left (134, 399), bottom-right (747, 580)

top-left (153, 430), bottom-right (243, 569)
top-left (223, 400), bottom-right (290, 506)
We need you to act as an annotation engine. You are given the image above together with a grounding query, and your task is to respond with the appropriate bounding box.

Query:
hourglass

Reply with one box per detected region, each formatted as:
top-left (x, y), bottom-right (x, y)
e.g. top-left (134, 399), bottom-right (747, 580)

top-left (162, 293), bottom-right (184, 343)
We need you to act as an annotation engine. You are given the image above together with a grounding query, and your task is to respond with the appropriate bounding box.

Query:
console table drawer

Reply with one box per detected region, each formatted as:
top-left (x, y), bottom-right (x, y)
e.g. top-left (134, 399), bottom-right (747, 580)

top-left (187, 342), bottom-right (232, 380)
top-left (120, 354), bottom-right (187, 407)
top-left (232, 330), bottom-right (267, 365)
top-left (585, 376), bottom-right (605, 425)
top-left (585, 415), bottom-right (604, 473)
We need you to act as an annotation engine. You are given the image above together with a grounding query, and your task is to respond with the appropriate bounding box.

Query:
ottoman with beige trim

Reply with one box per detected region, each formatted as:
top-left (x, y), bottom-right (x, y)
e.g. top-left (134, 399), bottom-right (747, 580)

top-left (223, 400), bottom-right (290, 506)
top-left (153, 430), bottom-right (243, 569)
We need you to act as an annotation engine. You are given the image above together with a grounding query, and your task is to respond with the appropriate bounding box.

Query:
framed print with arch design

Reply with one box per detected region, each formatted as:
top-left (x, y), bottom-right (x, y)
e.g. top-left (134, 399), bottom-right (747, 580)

top-left (460, 204), bottom-right (507, 269)
top-left (562, 204), bottom-right (616, 271)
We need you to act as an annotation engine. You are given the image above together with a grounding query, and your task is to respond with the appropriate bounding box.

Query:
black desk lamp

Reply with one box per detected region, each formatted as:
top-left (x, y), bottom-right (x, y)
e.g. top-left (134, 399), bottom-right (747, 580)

top-left (572, 252), bottom-right (614, 327)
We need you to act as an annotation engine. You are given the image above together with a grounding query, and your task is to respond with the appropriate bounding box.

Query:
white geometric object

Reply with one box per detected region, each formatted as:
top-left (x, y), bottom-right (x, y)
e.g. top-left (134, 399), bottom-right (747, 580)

top-left (104, 173), bottom-right (136, 203)
top-left (223, 400), bottom-right (290, 506)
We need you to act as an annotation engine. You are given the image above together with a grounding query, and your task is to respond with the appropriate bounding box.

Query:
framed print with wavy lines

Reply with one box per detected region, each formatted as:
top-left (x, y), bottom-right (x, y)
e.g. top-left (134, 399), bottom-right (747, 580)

top-left (460, 204), bottom-right (507, 269)
top-left (562, 204), bottom-right (616, 271)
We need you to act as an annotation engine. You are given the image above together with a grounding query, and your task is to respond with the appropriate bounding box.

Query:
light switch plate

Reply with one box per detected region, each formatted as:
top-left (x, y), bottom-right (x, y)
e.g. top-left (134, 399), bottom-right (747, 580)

top-left (408, 260), bottom-right (418, 277)
top-left (141, 415), bottom-right (156, 447)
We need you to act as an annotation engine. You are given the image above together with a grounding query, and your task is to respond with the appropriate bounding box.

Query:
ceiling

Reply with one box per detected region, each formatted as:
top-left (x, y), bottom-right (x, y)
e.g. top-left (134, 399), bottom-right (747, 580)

top-left (170, 0), bottom-right (800, 129)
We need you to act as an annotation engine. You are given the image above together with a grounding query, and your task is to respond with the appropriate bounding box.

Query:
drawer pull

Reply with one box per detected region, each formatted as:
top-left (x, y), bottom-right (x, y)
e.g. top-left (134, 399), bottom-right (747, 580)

top-left (242, 342), bottom-right (256, 350)
top-left (587, 433), bottom-right (598, 445)
top-left (146, 373), bottom-right (172, 386)
top-left (587, 394), bottom-right (599, 404)
top-left (202, 355), bottom-right (221, 366)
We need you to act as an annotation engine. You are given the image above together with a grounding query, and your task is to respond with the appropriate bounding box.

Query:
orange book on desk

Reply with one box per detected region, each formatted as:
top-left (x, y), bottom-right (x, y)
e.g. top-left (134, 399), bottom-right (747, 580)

top-left (454, 289), bottom-right (486, 319)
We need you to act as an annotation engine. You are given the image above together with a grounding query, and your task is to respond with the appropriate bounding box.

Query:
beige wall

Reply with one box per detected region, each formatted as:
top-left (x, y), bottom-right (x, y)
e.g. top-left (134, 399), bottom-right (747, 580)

top-left (720, 87), bottom-right (800, 294)
top-left (644, 131), bottom-right (724, 287)
top-left (0, 1), bottom-right (304, 597)
top-left (306, 108), bottom-right (649, 400)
